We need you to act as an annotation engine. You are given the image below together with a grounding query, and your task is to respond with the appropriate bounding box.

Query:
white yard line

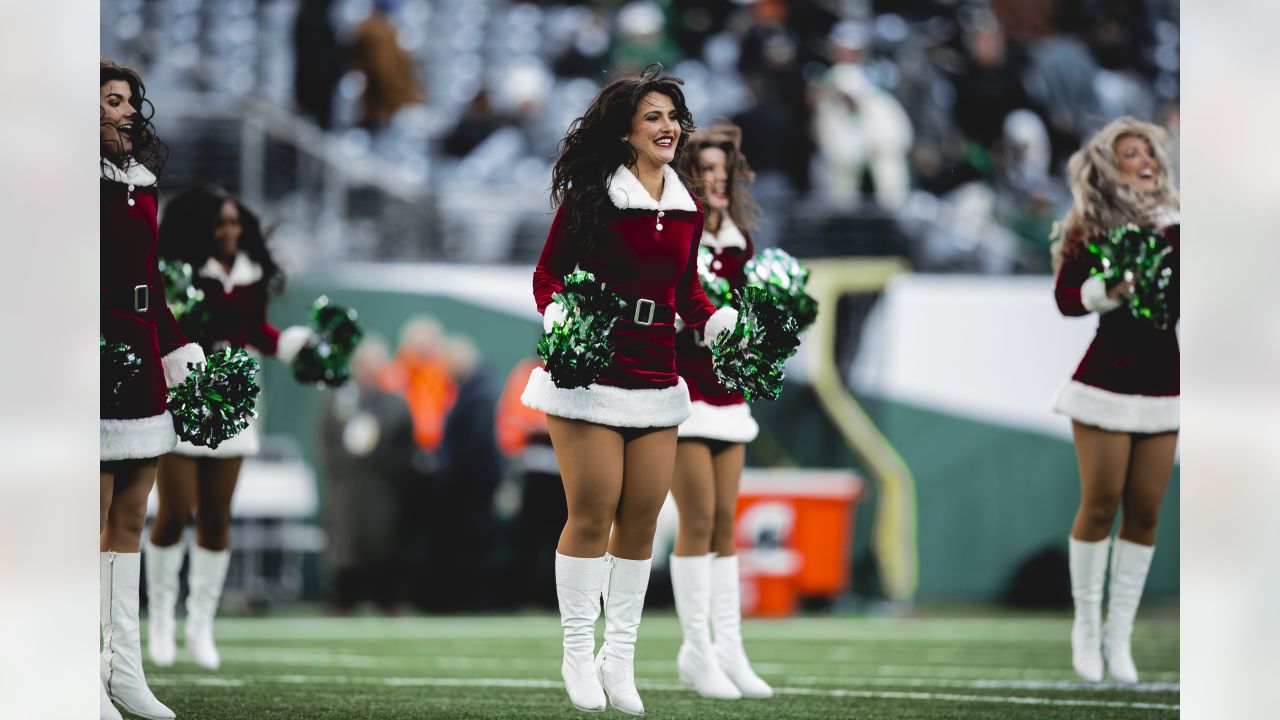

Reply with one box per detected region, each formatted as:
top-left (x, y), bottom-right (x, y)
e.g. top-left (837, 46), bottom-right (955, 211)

top-left (146, 674), bottom-right (1178, 711)
top-left (786, 675), bottom-right (1180, 693)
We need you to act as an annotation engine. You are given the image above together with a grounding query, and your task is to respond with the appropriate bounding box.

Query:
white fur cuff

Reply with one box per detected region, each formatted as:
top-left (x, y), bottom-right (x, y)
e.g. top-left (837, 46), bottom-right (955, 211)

top-left (677, 400), bottom-right (759, 443)
top-left (100, 411), bottom-right (178, 461)
top-left (162, 343), bottom-right (206, 388)
top-left (520, 366), bottom-right (691, 428)
top-left (1080, 276), bottom-right (1123, 314)
top-left (543, 302), bottom-right (567, 333)
top-left (704, 306), bottom-right (738, 345)
top-left (1052, 380), bottom-right (1179, 433)
top-left (276, 325), bottom-right (314, 364)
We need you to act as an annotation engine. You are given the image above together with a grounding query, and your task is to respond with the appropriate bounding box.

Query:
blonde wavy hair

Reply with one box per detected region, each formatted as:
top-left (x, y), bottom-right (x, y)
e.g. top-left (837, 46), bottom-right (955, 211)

top-left (1050, 116), bottom-right (1179, 270)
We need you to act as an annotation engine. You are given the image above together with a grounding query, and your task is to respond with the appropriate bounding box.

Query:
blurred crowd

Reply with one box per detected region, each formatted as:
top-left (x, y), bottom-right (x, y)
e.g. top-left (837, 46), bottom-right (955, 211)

top-left (317, 318), bottom-right (563, 612)
top-left (103, 0), bottom-right (1178, 271)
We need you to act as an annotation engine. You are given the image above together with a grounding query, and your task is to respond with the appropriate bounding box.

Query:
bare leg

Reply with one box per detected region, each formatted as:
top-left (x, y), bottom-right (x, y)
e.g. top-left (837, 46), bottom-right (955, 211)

top-left (150, 454), bottom-right (198, 547)
top-left (1069, 421), bottom-right (1132, 541)
top-left (547, 416), bottom-right (625, 558)
top-left (609, 427), bottom-right (678, 560)
top-left (102, 459), bottom-right (159, 553)
top-left (671, 440), bottom-right (715, 556)
top-left (1118, 432), bottom-right (1178, 546)
top-left (194, 457), bottom-right (243, 551)
top-left (709, 442), bottom-right (745, 557)
top-left (100, 465), bottom-right (116, 535)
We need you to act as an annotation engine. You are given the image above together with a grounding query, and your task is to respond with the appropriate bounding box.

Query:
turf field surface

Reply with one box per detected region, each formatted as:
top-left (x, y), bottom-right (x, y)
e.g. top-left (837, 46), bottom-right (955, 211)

top-left (135, 612), bottom-right (1178, 719)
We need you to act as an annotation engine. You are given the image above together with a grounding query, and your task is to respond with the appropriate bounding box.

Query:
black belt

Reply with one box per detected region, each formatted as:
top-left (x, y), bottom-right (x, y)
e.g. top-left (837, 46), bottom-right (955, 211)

top-left (618, 298), bottom-right (674, 326)
top-left (102, 284), bottom-right (152, 313)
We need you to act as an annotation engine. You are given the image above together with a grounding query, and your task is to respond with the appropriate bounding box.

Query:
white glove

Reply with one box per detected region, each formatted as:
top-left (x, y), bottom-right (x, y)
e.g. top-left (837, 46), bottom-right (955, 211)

top-left (703, 306), bottom-right (738, 345)
top-left (276, 325), bottom-right (316, 363)
top-left (543, 301), bottom-right (567, 333)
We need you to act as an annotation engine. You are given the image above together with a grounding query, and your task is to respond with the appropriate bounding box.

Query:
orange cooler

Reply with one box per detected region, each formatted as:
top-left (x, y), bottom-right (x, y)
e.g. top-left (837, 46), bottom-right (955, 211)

top-left (733, 470), bottom-right (863, 617)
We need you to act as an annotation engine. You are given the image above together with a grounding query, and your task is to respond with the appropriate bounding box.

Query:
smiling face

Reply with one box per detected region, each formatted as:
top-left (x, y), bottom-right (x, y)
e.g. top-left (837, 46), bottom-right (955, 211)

top-left (213, 199), bottom-right (242, 260)
top-left (696, 146), bottom-right (730, 213)
top-left (627, 91), bottom-right (681, 171)
top-left (100, 79), bottom-right (136, 162)
top-left (1114, 134), bottom-right (1159, 192)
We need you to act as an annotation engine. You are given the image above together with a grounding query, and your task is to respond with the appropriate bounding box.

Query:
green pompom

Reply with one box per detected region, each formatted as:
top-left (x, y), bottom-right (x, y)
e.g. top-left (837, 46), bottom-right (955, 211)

top-left (292, 296), bottom-right (364, 387)
top-left (101, 335), bottom-right (143, 409)
top-left (168, 347), bottom-right (262, 449)
top-left (158, 258), bottom-right (209, 335)
top-left (710, 286), bottom-right (801, 401)
top-left (536, 271), bottom-right (627, 389)
top-left (1088, 224), bottom-right (1175, 329)
top-left (697, 245), bottom-right (734, 309)
top-left (744, 248), bottom-right (819, 330)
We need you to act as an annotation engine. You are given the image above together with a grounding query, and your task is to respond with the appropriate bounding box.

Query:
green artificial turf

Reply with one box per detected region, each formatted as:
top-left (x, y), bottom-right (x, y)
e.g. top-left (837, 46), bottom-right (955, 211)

top-left (131, 611), bottom-right (1178, 719)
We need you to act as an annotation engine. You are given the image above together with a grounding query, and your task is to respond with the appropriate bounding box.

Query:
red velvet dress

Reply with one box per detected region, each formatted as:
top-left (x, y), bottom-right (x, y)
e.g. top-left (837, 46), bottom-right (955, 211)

top-left (100, 161), bottom-right (204, 460)
top-left (675, 217), bottom-right (760, 443)
top-left (521, 165), bottom-right (734, 428)
top-left (1051, 220), bottom-right (1179, 433)
top-left (170, 253), bottom-right (309, 457)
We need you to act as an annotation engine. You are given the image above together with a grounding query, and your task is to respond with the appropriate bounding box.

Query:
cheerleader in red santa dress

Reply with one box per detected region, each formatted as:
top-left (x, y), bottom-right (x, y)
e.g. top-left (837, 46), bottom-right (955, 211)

top-left (666, 122), bottom-right (771, 700)
top-left (144, 186), bottom-right (312, 670)
top-left (519, 70), bottom-right (737, 715)
top-left (99, 59), bottom-right (204, 720)
top-left (1050, 116), bottom-right (1179, 684)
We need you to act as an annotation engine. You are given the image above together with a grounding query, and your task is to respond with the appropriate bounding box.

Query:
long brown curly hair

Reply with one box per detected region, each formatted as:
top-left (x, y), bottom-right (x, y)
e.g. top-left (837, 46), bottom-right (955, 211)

top-left (1050, 116), bottom-right (1179, 271)
top-left (550, 68), bottom-right (698, 255)
top-left (676, 121), bottom-right (762, 234)
top-left (100, 59), bottom-right (168, 177)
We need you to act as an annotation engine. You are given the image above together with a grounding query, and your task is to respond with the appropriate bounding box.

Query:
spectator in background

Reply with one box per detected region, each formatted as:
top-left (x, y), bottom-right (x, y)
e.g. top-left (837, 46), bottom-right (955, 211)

top-left (434, 335), bottom-right (503, 610)
top-left (318, 335), bottom-right (416, 614)
top-left (381, 316), bottom-right (457, 458)
top-left (348, 0), bottom-right (424, 131)
top-left (611, 1), bottom-right (681, 77)
top-left (812, 20), bottom-right (914, 210)
top-left (949, 12), bottom-right (1037, 180)
top-left (292, 0), bottom-right (344, 129)
top-left (733, 0), bottom-right (814, 198)
top-left (497, 356), bottom-right (563, 608)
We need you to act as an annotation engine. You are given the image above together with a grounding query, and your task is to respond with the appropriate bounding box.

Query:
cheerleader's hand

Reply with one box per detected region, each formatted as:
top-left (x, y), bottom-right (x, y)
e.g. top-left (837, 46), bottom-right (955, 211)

top-left (276, 325), bottom-right (317, 364)
top-left (704, 306), bottom-right (738, 345)
top-left (543, 302), bottom-right (567, 333)
top-left (1108, 275), bottom-right (1136, 301)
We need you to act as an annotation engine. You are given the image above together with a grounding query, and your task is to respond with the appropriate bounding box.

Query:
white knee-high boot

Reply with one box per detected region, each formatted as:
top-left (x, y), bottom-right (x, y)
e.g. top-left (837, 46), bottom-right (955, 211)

top-left (710, 554), bottom-right (773, 698)
top-left (596, 554), bottom-right (651, 716)
top-left (101, 552), bottom-right (176, 720)
top-left (145, 539), bottom-right (185, 667)
top-left (184, 546), bottom-right (230, 670)
top-left (100, 676), bottom-right (123, 720)
top-left (669, 554), bottom-right (741, 699)
top-left (555, 552), bottom-right (607, 712)
top-left (1068, 536), bottom-right (1110, 682)
top-left (1103, 538), bottom-right (1155, 683)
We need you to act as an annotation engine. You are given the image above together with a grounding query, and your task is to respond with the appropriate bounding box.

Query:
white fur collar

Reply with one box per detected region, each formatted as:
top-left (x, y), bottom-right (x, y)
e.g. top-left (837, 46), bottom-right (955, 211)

top-left (1154, 206), bottom-right (1180, 228)
top-left (100, 158), bottom-right (157, 187)
top-left (607, 164), bottom-right (697, 212)
top-left (701, 215), bottom-right (746, 251)
top-left (199, 253), bottom-right (264, 292)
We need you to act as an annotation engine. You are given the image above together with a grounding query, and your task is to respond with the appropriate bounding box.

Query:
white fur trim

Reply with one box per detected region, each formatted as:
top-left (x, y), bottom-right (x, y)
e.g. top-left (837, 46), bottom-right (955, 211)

top-left (276, 325), bottom-right (313, 363)
top-left (162, 343), bottom-right (206, 389)
top-left (607, 164), bottom-right (697, 212)
top-left (172, 415), bottom-right (261, 457)
top-left (198, 253), bottom-right (264, 293)
top-left (543, 302), bottom-right (567, 334)
top-left (101, 411), bottom-right (178, 461)
top-left (1154, 207), bottom-right (1180, 228)
top-left (1052, 380), bottom-right (1179, 433)
top-left (100, 158), bottom-right (157, 187)
top-left (704, 306), bottom-right (737, 345)
top-left (1080, 275), bottom-right (1122, 314)
top-left (520, 366), bottom-right (691, 428)
top-left (701, 216), bottom-right (747, 251)
top-left (677, 400), bottom-right (759, 443)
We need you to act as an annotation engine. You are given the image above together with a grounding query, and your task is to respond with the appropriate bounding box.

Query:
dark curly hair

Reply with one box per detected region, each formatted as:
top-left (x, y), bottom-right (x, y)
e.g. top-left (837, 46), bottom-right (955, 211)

top-left (550, 68), bottom-right (698, 254)
top-left (100, 59), bottom-right (168, 177)
top-left (158, 186), bottom-right (286, 293)
top-left (676, 121), bottom-right (762, 234)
